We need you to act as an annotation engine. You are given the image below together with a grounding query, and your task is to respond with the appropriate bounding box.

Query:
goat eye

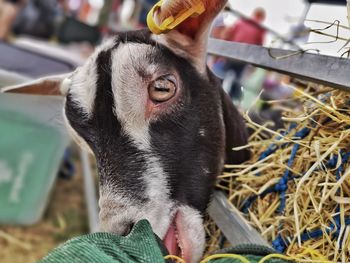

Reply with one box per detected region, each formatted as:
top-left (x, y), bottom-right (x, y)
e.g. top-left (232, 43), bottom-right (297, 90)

top-left (148, 76), bottom-right (176, 103)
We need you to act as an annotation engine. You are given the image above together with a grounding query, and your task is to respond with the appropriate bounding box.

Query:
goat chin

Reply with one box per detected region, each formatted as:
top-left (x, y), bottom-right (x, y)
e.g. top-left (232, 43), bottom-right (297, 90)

top-left (159, 205), bottom-right (206, 263)
top-left (99, 194), bottom-right (205, 263)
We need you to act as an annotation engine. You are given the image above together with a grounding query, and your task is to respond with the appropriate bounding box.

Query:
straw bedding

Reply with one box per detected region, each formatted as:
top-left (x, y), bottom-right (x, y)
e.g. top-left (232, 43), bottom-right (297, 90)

top-left (205, 86), bottom-right (350, 262)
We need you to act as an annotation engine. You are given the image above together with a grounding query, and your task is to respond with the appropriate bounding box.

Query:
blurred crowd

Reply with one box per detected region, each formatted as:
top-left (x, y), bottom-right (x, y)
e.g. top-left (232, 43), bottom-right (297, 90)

top-left (0, 0), bottom-right (24, 40)
top-left (210, 7), bottom-right (266, 100)
top-left (208, 6), bottom-right (295, 128)
top-left (0, 0), bottom-right (160, 41)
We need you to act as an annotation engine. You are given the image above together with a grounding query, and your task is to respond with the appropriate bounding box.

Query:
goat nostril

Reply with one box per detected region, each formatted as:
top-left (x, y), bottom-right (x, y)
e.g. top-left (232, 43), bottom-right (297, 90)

top-left (123, 223), bottom-right (134, 236)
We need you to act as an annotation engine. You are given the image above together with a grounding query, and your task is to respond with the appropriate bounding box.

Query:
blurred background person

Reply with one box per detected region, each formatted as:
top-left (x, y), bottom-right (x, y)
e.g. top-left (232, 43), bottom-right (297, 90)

top-left (12, 0), bottom-right (64, 39)
top-left (118, 0), bottom-right (157, 29)
top-left (0, 0), bottom-right (25, 40)
top-left (138, 0), bottom-right (158, 26)
top-left (98, 0), bottom-right (121, 35)
top-left (210, 4), bottom-right (231, 39)
top-left (211, 7), bottom-right (266, 100)
top-left (222, 7), bottom-right (266, 46)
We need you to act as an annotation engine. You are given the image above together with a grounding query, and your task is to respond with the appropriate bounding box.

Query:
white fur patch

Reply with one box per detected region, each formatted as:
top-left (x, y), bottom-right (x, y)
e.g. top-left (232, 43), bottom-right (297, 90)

top-left (99, 42), bottom-right (172, 240)
top-left (178, 205), bottom-right (206, 263)
top-left (99, 182), bottom-right (173, 239)
top-left (68, 37), bottom-right (117, 117)
top-left (110, 43), bottom-right (160, 149)
top-left (60, 77), bottom-right (72, 95)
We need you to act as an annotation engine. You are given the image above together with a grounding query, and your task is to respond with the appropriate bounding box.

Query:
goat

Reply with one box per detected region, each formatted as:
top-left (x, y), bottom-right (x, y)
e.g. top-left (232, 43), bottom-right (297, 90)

top-left (3, 0), bottom-right (250, 261)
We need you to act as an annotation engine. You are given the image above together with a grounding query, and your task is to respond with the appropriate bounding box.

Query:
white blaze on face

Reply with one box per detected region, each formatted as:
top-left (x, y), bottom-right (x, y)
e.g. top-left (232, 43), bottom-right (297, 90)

top-left (68, 37), bottom-right (117, 117)
top-left (97, 42), bottom-right (174, 240)
top-left (111, 43), bottom-right (152, 149)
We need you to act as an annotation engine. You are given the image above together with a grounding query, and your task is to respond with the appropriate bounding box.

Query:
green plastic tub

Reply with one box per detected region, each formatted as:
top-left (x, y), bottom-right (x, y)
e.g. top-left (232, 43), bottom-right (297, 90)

top-left (0, 93), bottom-right (70, 225)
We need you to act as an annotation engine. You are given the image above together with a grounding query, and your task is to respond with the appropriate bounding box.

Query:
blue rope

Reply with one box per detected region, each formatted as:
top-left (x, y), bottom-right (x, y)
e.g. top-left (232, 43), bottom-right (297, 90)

top-left (272, 235), bottom-right (289, 253)
top-left (300, 217), bottom-right (350, 242)
top-left (241, 186), bottom-right (275, 213)
top-left (336, 152), bottom-right (350, 181)
top-left (333, 152), bottom-right (350, 248)
top-left (272, 151), bottom-right (350, 252)
top-left (258, 123), bottom-right (297, 162)
top-left (241, 127), bottom-right (310, 213)
top-left (246, 121), bottom-right (350, 251)
top-left (327, 155), bottom-right (338, 169)
top-left (242, 120), bottom-right (350, 252)
top-left (277, 127), bottom-right (310, 213)
top-left (272, 218), bottom-right (350, 252)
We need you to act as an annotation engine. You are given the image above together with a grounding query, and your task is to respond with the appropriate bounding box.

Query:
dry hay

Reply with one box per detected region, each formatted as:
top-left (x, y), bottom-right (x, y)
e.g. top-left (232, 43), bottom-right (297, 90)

top-left (205, 86), bottom-right (350, 262)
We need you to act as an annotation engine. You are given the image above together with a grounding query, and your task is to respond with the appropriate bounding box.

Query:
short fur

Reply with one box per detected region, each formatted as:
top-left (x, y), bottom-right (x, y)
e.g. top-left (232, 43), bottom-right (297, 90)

top-left (64, 30), bottom-right (249, 262)
top-left (3, 1), bottom-right (250, 261)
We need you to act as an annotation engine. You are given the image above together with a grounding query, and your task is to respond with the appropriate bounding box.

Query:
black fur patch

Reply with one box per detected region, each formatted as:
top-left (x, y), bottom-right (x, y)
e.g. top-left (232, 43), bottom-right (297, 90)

top-left (65, 29), bottom-right (249, 213)
top-left (66, 45), bottom-right (149, 203)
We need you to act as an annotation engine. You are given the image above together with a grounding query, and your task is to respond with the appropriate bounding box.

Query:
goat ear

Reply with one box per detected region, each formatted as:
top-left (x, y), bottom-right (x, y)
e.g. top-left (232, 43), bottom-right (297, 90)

top-left (1, 74), bottom-right (71, 96)
top-left (221, 89), bottom-right (251, 165)
top-left (152, 0), bottom-right (227, 73)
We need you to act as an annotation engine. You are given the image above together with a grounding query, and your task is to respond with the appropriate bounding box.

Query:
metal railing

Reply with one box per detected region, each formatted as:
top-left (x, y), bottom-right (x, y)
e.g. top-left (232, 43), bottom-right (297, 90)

top-left (208, 39), bottom-right (350, 91)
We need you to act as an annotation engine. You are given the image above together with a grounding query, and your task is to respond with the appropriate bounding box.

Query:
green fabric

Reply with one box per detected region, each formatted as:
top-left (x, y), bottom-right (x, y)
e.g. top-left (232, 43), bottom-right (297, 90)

top-left (40, 220), bottom-right (292, 263)
top-left (40, 220), bottom-right (166, 263)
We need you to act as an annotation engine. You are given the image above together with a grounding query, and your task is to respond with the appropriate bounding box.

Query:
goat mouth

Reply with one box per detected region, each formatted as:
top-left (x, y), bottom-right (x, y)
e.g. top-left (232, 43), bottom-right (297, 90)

top-left (163, 212), bottom-right (191, 262)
